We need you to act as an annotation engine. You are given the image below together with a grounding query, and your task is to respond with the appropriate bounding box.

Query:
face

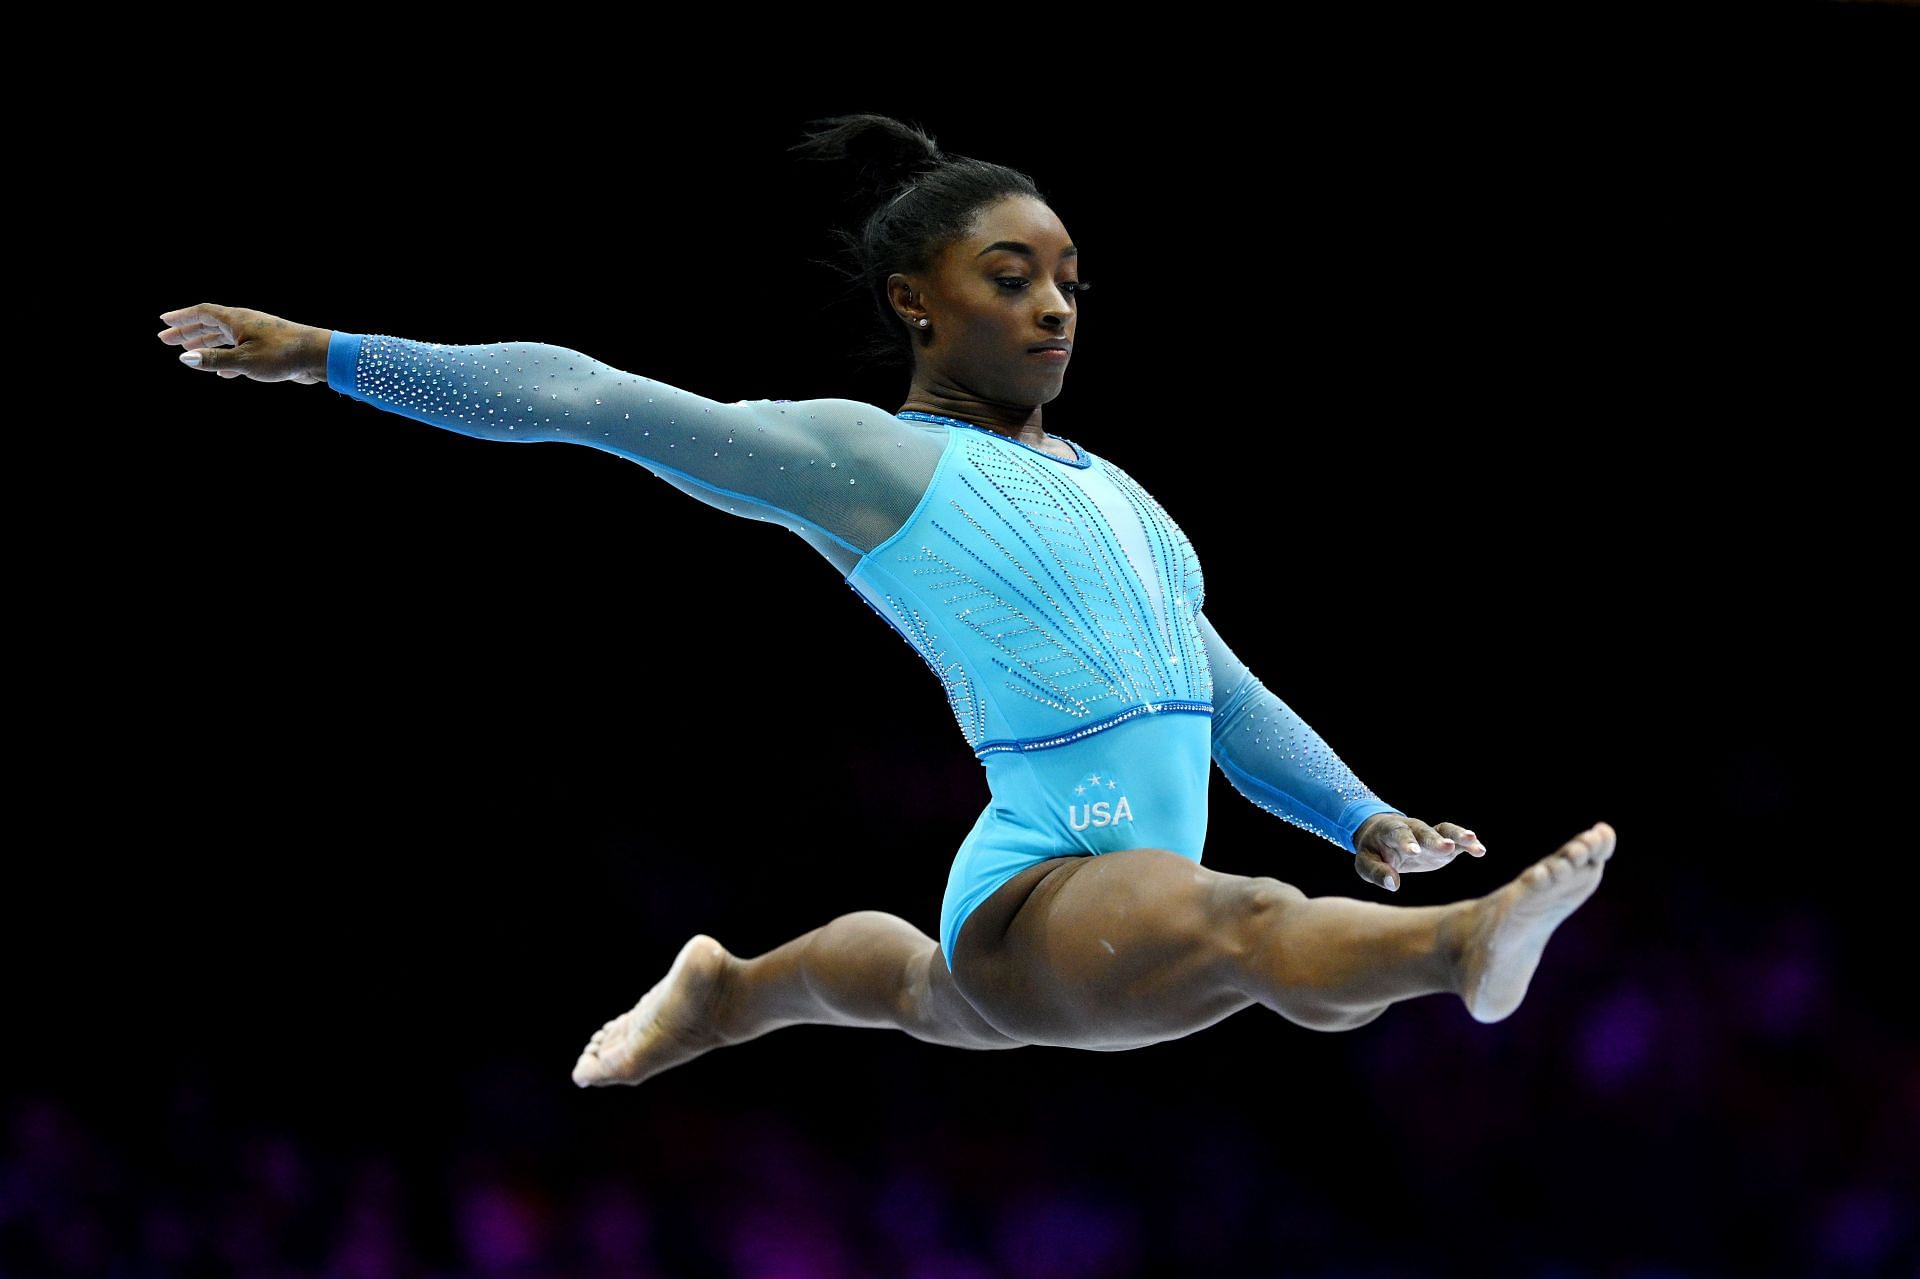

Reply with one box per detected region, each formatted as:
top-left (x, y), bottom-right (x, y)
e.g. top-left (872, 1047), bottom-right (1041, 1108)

top-left (898, 195), bottom-right (1083, 404)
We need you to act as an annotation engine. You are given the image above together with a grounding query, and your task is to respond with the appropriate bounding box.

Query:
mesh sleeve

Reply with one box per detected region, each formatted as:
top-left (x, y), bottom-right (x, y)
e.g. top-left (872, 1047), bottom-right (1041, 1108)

top-left (1198, 610), bottom-right (1403, 853)
top-left (324, 331), bottom-right (942, 559)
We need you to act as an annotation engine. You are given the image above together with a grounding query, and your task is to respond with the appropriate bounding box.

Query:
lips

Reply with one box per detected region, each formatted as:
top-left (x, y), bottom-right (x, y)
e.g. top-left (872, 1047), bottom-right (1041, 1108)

top-left (1028, 340), bottom-right (1072, 352)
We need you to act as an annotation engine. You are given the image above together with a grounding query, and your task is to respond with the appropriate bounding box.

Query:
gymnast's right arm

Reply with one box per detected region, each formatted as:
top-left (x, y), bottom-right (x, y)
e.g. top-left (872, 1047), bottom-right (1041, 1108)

top-left (156, 303), bottom-right (943, 568)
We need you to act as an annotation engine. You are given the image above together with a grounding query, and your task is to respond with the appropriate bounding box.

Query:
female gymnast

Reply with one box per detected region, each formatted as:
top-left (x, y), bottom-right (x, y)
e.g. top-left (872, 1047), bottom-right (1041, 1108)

top-left (156, 113), bottom-right (1615, 1087)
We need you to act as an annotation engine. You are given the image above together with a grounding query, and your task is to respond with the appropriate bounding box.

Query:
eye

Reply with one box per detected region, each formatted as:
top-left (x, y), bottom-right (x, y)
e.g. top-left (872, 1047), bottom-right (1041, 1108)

top-left (996, 278), bottom-right (1092, 296)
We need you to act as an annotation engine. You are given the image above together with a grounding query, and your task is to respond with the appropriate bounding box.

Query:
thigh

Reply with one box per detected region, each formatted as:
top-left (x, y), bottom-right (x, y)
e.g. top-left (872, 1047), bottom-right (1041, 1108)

top-left (952, 847), bottom-right (1268, 1050)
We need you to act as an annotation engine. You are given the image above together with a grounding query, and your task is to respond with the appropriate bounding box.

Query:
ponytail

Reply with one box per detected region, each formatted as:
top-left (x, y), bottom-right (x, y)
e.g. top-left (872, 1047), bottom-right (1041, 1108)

top-left (789, 112), bottom-right (944, 209)
top-left (789, 114), bottom-right (1045, 370)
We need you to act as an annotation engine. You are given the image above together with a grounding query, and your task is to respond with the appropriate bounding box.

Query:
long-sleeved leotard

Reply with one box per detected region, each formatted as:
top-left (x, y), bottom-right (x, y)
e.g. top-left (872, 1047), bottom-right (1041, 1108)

top-left (326, 332), bottom-right (1404, 964)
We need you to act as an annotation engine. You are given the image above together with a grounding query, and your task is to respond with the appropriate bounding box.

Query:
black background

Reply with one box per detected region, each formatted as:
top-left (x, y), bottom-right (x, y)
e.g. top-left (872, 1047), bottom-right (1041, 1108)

top-left (22, 11), bottom-right (1912, 1276)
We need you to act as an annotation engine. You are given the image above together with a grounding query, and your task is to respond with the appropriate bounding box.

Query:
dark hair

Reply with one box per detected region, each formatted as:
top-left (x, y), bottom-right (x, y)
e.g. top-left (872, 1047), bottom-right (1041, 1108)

top-left (788, 113), bottom-right (1047, 370)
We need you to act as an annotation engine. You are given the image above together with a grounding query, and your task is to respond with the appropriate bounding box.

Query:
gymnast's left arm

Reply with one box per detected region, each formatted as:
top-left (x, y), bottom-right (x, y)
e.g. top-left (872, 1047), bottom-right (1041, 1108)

top-left (1195, 609), bottom-right (1489, 892)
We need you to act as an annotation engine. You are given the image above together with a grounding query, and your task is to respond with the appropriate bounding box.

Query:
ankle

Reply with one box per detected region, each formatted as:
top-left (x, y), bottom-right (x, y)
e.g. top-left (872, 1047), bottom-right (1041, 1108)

top-left (707, 947), bottom-right (752, 1044)
top-left (1436, 900), bottom-right (1480, 998)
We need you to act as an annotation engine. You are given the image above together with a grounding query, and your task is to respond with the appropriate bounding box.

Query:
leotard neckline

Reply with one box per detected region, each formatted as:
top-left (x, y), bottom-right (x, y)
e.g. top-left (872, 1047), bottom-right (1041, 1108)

top-left (895, 410), bottom-right (1091, 469)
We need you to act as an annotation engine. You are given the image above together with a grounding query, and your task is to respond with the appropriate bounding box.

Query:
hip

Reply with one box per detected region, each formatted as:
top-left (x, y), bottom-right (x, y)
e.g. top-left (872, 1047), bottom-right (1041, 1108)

top-left (973, 708), bottom-right (1212, 859)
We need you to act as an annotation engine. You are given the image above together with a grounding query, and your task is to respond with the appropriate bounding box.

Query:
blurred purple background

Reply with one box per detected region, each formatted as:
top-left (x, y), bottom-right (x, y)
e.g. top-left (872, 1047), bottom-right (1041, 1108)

top-left (47, 20), bottom-right (1912, 1277)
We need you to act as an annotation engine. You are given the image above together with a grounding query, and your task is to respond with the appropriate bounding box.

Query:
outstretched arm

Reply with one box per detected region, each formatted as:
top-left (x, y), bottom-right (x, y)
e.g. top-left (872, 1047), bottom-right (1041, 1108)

top-left (157, 304), bottom-right (941, 571)
top-left (322, 330), bottom-right (939, 563)
top-left (1198, 610), bottom-right (1486, 890)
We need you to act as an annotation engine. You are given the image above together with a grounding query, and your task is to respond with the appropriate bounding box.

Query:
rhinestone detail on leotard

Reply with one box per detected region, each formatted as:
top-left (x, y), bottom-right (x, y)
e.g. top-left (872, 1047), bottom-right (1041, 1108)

top-left (849, 423), bottom-right (1213, 757)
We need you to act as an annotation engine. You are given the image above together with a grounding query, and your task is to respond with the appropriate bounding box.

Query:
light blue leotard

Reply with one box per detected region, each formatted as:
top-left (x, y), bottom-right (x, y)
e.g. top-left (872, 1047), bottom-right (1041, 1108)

top-left (324, 332), bottom-right (1405, 966)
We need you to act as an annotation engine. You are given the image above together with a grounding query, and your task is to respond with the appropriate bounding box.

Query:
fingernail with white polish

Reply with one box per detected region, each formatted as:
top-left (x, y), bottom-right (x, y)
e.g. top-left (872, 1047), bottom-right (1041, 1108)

top-left (180, 351), bottom-right (202, 366)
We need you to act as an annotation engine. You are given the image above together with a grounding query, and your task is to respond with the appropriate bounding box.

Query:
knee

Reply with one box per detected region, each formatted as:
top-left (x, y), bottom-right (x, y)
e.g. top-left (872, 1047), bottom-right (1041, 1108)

top-left (1221, 876), bottom-right (1309, 956)
top-left (1241, 877), bottom-right (1309, 912)
top-left (1216, 876), bottom-right (1308, 979)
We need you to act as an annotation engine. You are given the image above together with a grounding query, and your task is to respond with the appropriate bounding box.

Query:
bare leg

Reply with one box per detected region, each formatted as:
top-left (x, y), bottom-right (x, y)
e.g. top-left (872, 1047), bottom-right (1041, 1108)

top-left (573, 825), bottom-right (1619, 1081)
top-left (1235, 822), bottom-right (1617, 1026)
top-left (572, 911), bottom-right (1020, 1088)
top-left (952, 823), bottom-right (1618, 1048)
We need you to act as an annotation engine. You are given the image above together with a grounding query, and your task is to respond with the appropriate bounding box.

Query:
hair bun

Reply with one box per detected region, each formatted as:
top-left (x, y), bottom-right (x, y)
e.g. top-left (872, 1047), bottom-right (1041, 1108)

top-left (789, 113), bottom-right (945, 207)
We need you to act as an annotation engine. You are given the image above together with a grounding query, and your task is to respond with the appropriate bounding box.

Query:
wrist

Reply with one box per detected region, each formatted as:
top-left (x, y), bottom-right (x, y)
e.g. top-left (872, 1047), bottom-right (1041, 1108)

top-left (303, 327), bottom-right (334, 382)
top-left (1346, 807), bottom-right (1402, 854)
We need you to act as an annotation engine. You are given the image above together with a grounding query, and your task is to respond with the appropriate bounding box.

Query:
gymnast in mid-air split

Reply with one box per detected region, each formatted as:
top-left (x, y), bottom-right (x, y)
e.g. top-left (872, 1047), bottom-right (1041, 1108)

top-left (158, 113), bottom-right (1614, 1085)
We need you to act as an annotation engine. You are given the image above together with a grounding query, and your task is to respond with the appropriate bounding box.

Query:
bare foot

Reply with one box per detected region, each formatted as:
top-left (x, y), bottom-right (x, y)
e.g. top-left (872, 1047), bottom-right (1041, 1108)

top-left (572, 934), bottom-right (737, 1087)
top-left (1452, 822), bottom-right (1616, 1024)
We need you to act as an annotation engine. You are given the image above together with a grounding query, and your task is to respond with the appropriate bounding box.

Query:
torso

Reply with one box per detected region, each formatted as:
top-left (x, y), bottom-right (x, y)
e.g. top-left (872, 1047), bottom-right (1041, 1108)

top-left (844, 415), bottom-right (1211, 757)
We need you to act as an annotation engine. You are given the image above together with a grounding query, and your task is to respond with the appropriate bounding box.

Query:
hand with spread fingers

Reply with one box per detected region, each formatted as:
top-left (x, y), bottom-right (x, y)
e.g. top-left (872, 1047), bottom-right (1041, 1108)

top-left (157, 302), bottom-right (333, 385)
top-left (1352, 813), bottom-right (1487, 892)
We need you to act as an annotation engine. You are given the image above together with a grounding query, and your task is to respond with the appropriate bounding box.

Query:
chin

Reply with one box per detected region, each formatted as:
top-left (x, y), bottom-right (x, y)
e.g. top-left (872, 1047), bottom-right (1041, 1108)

top-left (1003, 383), bottom-right (1061, 408)
top-left (1011, 368), bottom-right (1067, 396)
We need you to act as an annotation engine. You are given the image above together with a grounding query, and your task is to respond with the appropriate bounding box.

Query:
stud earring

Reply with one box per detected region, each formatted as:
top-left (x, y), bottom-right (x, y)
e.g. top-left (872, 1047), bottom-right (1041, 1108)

top-left (917, 318), bottom-right (928, 327)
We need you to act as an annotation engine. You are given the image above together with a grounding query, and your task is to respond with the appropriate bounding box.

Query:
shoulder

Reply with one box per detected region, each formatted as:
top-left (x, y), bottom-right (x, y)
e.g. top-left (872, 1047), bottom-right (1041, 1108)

top-left (728, 395), bottom-right (895, 422)
top-left (724, 397), bottom-right (949, 469)
top-left (738, 396), bottom-right (932, 437)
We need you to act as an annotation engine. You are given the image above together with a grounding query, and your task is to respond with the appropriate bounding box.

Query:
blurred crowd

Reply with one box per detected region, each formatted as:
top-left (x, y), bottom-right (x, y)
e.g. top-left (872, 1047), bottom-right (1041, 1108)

top-left (4, 895), bottom-right (1913, 1278)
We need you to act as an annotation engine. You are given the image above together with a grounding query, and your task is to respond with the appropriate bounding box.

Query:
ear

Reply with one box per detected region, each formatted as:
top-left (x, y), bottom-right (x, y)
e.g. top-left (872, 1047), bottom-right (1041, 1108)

top-left (886, 272), bottom-right (924, 326)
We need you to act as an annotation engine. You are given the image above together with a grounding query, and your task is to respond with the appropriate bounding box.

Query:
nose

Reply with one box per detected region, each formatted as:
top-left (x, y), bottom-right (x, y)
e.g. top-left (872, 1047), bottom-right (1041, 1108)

top-left (1036, 283), bottom-right (1073, 330)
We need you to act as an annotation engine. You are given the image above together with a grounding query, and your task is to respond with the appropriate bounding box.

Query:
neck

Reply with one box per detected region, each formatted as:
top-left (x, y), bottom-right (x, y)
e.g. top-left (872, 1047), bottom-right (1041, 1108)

top-left (897, 375), bottom-right (1048, 449)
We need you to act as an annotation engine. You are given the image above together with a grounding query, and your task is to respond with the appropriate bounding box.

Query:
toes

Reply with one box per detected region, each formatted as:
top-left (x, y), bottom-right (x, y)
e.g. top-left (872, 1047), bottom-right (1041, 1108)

top-left (1523, 831), bottom-right (1615, 894)
top-left (1560, 829), bottom-right (1612, 874)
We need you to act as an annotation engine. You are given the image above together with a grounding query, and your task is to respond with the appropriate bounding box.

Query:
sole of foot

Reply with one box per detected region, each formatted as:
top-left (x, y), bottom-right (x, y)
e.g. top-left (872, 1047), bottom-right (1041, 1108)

top-left (572, 933), bottom-right (735, 1088)
top-left (1456, 822), bottom-right (1616, 1024)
